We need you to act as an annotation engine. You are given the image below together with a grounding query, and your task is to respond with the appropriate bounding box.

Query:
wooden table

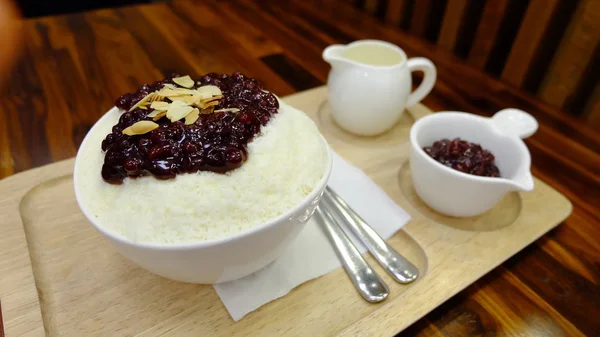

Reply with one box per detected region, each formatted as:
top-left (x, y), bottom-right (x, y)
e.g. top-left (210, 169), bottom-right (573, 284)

top-left (0, 0), bottom-right (598, 336)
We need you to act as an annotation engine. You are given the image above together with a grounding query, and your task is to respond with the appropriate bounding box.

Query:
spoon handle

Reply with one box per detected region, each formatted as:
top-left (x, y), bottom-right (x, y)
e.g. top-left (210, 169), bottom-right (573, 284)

top-left (324, 187), bottom-right (418, 284)
top-left (315, 205), bottom-right (389, 303)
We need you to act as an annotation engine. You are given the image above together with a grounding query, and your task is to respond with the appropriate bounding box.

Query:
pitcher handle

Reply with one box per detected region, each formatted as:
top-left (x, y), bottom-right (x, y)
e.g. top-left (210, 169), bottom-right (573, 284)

top-left (406, 58), bottom-right (437, 107)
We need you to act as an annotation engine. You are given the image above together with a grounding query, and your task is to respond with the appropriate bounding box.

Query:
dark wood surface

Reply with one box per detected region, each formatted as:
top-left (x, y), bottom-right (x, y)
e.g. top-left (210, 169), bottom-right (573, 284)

top-left (0, 299), bottom-right (4, 337)
top-left (0, 0), bottom-right (598, 336)
top-left (352, 0), bottom-right (600, 128)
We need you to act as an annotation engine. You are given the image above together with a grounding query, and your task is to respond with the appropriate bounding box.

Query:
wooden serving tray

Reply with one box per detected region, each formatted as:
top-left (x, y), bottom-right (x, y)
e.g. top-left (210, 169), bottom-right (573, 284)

top-left (0, 87), bottom-right (572, 337)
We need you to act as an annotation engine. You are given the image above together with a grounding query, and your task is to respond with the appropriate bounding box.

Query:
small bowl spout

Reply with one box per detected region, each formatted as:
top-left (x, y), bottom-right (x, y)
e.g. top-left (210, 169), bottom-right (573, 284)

top-left (508, 171), bottom-right (534, 192)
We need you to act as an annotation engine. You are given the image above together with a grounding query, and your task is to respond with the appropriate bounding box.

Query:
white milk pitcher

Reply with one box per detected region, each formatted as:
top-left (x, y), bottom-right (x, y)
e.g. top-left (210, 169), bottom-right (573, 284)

top-left (323, 40), bottom-right (437, 136)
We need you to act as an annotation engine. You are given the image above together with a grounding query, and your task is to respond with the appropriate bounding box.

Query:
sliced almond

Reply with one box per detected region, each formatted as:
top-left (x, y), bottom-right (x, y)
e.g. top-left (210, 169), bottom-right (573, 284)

top-left (150, 101), bottom-right (170, 110)
top-left (214, 108), bottom-right (240, 113)
top-left (193, 92), bottom-right (214, 100)
top-left (185, 108), bottom-right (200, 125)
top-left (162, 83), bottom-right (177, 90)
top-left (128, 92), bottom-right (155, 112)
top-left (149, 94), bottom-right (163, 102)
top-left (196, 85), bottom-right (222, 97)
top-left (201, 94), bottom-right (223, 103)
top-left (147, 110), bottom-right (159, 118)
top-left (147, 108), bottom-right (165, 118)
top-left (195, 95), bottom-right (222, 109)
top-left (154, 88), bottom-right (177, 97)
top-left (190, 95), bottom-right (206, 106)
top-left (152, 111), bottom-right (167, 121)
top-left (193, 97), bottom-right (212, 108)
top-left (170, 99), bottom-right (191, 108)
top-left (174, 88), bottom-right (198, 95)
top-left (197, 100), bottom-right (219, 110)
top-left (204, 100), bottom-right (220, 107)
top-left (200, 106), bottom-right (215, 114)
top-left (122, 120), bottom-right (159, 135)
top-left (172, 75), bottom-right (195, 88)
top-left (166, 100), bottom-right (194, 122)
top-left (155, 87), bottom-right (197, 98)
top-left (170, 95), bottom-right (199, 105)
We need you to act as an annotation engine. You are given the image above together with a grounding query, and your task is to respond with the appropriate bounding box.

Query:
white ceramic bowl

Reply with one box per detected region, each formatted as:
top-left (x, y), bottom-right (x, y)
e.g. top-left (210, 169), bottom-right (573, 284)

top-left (409, 109), bottom-right (538, 217)
top-left (74, 112), bottom-right (333, 284)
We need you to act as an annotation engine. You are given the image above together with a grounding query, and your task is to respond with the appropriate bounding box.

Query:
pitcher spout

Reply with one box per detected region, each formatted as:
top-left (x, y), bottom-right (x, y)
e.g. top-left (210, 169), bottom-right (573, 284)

top-left (322, 44), bottom-right (350, 67)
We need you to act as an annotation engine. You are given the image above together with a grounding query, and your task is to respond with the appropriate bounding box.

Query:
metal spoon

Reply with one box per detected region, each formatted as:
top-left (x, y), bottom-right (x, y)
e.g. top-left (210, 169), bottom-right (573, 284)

top-left (323, 187), bottom-right (419, 284)
top-left (314, 205), bottom-right (389, 303)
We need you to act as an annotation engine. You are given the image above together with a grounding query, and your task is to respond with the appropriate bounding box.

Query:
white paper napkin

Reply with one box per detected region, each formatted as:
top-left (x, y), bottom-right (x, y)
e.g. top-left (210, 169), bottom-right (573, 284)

top-left (214, 151), bottom-right (411, 321)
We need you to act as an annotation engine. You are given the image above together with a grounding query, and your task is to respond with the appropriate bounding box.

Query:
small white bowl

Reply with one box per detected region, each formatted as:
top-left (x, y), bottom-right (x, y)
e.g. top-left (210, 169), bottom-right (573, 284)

top-left (74, 109), bottom-right (333, 284)
top-left (409, 109), bottom-right (538, 217)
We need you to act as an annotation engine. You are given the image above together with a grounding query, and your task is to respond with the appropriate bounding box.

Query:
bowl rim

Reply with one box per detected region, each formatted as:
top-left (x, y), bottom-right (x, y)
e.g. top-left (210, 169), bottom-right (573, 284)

top-left (409, 111), bottom-right (532, 185)
top-left (74, 106), bottom-right (333, 251)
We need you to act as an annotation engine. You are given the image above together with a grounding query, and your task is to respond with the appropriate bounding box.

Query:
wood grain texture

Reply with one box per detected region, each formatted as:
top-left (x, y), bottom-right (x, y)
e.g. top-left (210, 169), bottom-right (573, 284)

top-left (0, 0), bottom-right (598, 335)
top-left (384, 0), bottom-right (409, 26)
top-left (467, 0), bottom-right (509, 69)
top-left (364, 0), bottom-right (379, 15)
top-left (359, 0), bottom-right (599, 123)
top-left (0, 299), bottom-right (4, 337)
top-left (409, 0), bottom-right (432, 37)
top-left (585, 82), bottom-right (600, 130)
top-left (538, 0), bottom-right (600, 108)
top-left (298, 0), bottom-right (600, 146)
top-left (436, 0), bottom-right (467, 51)
top-left (0, 87), bottom-right (572, 336)
top-left (501, 0), bottom-right (560, 88)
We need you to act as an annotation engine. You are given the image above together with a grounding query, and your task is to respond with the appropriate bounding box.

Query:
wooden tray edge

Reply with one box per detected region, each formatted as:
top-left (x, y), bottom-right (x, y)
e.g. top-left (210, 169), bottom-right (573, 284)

top-left (0, 86), bottom-right (576, 336)
top-left (339, 182), bottom-right (573, 336)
